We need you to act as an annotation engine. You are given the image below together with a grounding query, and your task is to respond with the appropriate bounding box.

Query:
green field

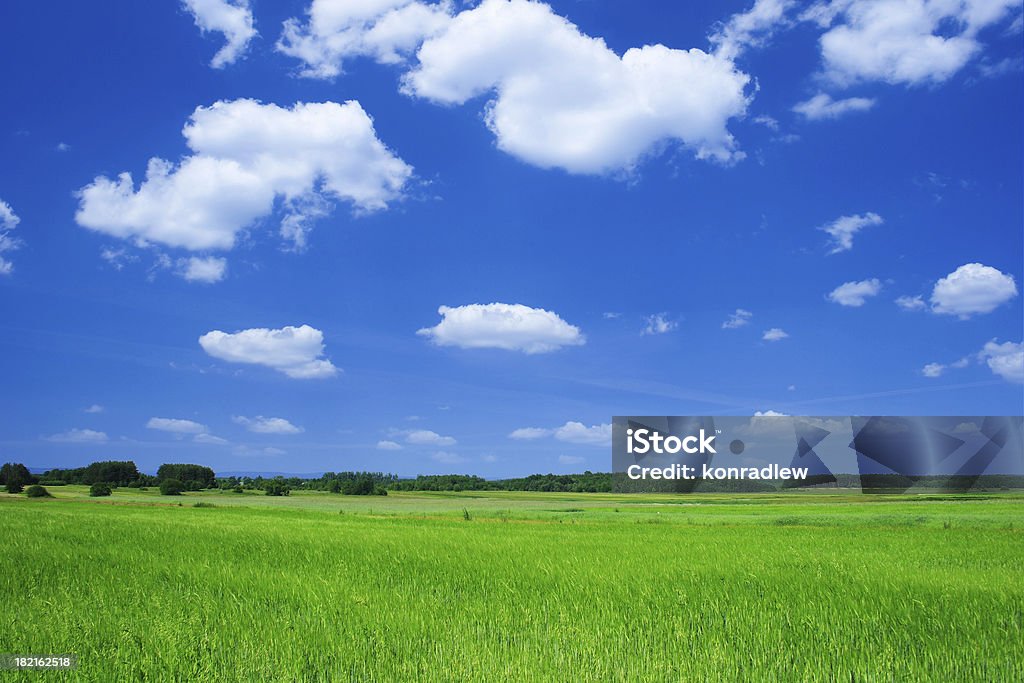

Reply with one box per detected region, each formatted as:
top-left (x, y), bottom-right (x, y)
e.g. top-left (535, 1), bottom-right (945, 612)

top-left (2, 487), bottom-right (1023, 681)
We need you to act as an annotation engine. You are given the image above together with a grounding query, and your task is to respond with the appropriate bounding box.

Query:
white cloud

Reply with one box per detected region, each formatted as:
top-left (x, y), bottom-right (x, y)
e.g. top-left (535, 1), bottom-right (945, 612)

top-left (509, 421), bottom-right (611, 447)
top-left (76, 99), bottom-right (412, 255)
top-left (278, 0), bottom-right (454, 78)
top-left (602, 311), bottom-right (621, 319)
top-left (762, 327), bottom-right (789, 341)
top-left (481, 454), bottom-right (498, 463)
top-left (44, 428), bottom-right (109, 443)
top-left (418, 303), bottom-right (584, 354)
top-left (895, 295), bottom-right (926, 311)
top-left (406, 429), bottom-right (456, 446)
top-left (400, 0), bottom-right (751, 174)
top-left (710, 0), bottom-right (797, 60)
top-left (194, 433), bottom-right (229, 445)
top-left (432, 450), bottom-right (466, 464)
top-left (818, 212), bottom-right (883, 253)
top-left (979, 340), bottom-right (1023, 383)
top-left (0, 198), bottom-right (22, 276)
top-left (722, 308), bottom-right (752, 329)
top-left (642, 313), bottom-right (677, 335)
top-left (232, 415), bottom-right (304, 434)
top-left (558, 454), bottom-right (585, 465)
top-left (828, 278), bottom-right (882, 306)
top-left (921, 362), bottom-right (945, 378)
top-left (977, 55), bottom-right (1024, 78)
top-left (793, 92), bottom-right (875, 120)
top-left (508, 427), bottom-right (553, 440)
top-left (812, 0), bottom-right (1022, 87)
top-left (179, 256), bottom-right (227, 283)
top-left (147, 417), bottom-right (209, 434)
top-left (199, 325), bottom-right (339, 379)
top-left (930, 263), bottom-right (1018, 318)
top-left (754, 409), bottom-right (789, 417)
top-left (100, 247), bottom-right (138, 271)
top-left (752, 114), bottom-right (780, 130)
top-left (376, 440), bottom-right (403, 450)
top-left (554, 421), bottom-right (611, 446)
top-left (183, 0), bottom-right (257, 68)
top-left (84, 404), bottom-right (105, 414)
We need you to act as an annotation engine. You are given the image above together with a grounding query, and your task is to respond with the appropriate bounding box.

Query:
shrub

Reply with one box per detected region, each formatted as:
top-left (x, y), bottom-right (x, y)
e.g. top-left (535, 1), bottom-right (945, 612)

top-left (193, 502), bottom-right (216, 508)
top-left (25, 485), bottom-right (52, 498)
top-left (372, 486), bottom-right (388, 496)
top-left (232, 485), bottom-right (244, 494)
top-left (89, 482), bottom-right (112, 497)
top-left (264, 480), bottom-right (290, 496)
top-left (5, 482), bottom-right (24, 494)
top-left (159, 479), bottom-right (185, 496)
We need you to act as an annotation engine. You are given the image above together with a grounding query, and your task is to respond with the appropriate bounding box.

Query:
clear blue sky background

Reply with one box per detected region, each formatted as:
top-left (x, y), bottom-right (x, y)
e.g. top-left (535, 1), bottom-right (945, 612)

top-left (0, 0), bottom-right (1021, 476)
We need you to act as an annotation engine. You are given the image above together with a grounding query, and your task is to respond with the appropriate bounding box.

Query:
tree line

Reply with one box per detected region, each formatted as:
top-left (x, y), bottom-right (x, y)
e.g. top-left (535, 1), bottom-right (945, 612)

top-left (5, 459), bottom-right (1024, 496)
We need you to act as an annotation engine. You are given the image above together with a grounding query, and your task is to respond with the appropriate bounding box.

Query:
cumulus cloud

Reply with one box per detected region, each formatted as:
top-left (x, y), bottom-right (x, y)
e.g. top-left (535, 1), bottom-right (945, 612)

top-left (179, 256), bottom-right (227, 283)
top-left (183, 0), bottom-right (257, 68)
top-left (509, 421), bottom-right (611, 447)
top-left (818, 212), bottom-right (883, 253)
top-left (0, 198), bottom-right (22, 275)
top-left (44, 428), bottom-right (109, 443)
top-left (232, 415), bottom-right (304, 434)
top-left (399, 0), bottom-right (751, 174)
top-left (194, 433), bottom-right (229, 445)
top-left (762, 328), bottom-right (789, 341)
top-left (418, 303), bottom-right (584, 354)
top-left (147, 417), bottom-right (209, 434)
top-left (84, 404), bottom-right (105, 414)
top-left (921, 354), bottom-right (970, 378)
top-left (377, 440), bottom-right (403, 450)
top-left (278, 0), bottom-right (454, 78)
top-left (828, 278), bottom-right (882, 306)
top-left (793, 92), bottom-right (875, 119)
top-left (810, 0), bottom-right (1022, 87)
top-left (930, 263), bottom-right (1018, 318)
top-left (754, 409), bottom-right (789, 417)
top-left (75, 99), bottom-right (412, 257)
top-left (722, 308), bottom-right (752, 329)
top-left (642, 313), bottom-right (677, 335)
top-left (406, 429), bottom-right (456, 446)
top-left (979, 340), bottom-right (1023, 383)
top-left (199, 325), bottom-right (339, 379)
top-left (895, 295), bottom-right (926, 311)
top-left (710, 0), bottom-right (796, 61)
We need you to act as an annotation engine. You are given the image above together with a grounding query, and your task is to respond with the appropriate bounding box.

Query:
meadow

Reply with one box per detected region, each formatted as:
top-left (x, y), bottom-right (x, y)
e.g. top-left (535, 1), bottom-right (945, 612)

top-left (1, 487), bottom-right (1022, 681)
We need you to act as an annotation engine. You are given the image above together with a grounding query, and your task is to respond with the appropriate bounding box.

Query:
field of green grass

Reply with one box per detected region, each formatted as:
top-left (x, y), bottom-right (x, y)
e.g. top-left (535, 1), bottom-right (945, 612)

top-left (2, 487), bottom-right (1023, 681)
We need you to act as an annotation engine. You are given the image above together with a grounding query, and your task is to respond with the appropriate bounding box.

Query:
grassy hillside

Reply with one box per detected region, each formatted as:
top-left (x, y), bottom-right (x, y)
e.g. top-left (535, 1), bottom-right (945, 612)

top-left (2, 489), bottom-right (1022, 681)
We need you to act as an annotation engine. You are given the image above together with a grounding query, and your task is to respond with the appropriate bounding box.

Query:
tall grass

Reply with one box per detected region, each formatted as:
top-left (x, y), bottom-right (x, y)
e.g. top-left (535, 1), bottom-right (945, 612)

top-left (1, 491), bottom-right (1022, 681)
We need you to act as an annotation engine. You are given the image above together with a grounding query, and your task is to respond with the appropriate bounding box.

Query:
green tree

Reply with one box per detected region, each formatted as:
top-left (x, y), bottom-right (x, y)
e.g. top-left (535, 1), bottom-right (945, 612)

top-left (1, 462), bottom-right (36, 491)
top-left (25, 485), bottom-right (52, 498)
top-left (157, 464), bottom-right (216, 489)
top-left (159, 479), bottom-right (185, 496)
top-left (89, 482), bottom-right (112, 497)
top-left (264, 479), bottom-right (290, 496)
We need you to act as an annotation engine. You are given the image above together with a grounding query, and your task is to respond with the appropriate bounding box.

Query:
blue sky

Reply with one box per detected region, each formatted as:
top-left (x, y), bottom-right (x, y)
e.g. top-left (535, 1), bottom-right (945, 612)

top-left (0, 0), bottom-right (1021, 477)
